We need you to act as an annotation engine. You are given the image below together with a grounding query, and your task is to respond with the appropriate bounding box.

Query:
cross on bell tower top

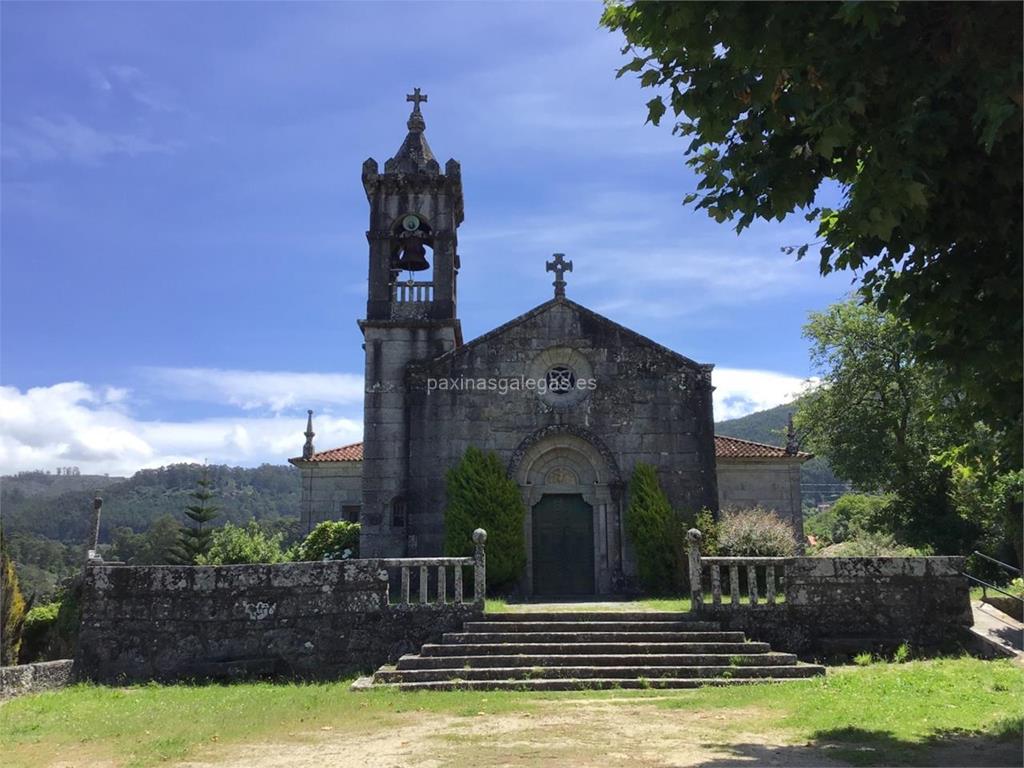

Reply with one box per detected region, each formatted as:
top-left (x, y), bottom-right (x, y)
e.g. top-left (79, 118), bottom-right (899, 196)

top-left (406, 87), bottom-right (428, 113)
top-left (546, 253), bottom-right (573, 298)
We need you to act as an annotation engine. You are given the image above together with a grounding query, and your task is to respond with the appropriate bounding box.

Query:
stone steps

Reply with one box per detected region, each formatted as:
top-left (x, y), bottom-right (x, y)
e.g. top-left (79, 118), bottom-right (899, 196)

top-left (376, 665), bottom-right (820, 683)
top-left (358, 611), bottom-right (825, 691)
top-left (420, 641), bottom-right (771, 656)
top-left (397, 652), bottom-right (798, 669)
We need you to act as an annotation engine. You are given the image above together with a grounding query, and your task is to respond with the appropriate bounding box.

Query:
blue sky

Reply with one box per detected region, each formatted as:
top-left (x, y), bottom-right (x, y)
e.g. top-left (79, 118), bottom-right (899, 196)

top-left (1, 2), bottom-right (853, 476)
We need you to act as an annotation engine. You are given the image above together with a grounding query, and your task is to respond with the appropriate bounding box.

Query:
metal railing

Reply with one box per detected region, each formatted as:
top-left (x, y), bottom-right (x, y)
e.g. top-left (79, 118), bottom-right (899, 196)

top-left (963, 550), bottom-right (1022, 603)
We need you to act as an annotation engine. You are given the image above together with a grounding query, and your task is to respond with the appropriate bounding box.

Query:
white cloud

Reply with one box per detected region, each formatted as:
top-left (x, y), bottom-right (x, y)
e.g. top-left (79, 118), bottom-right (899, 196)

top-left (712, 367), bottom-right (814, 421)
top-left (140, 367), bottom-right (364, 413)
top-left (2, 115), bottom-right (181, 165)
top-left (0, 382), bottom-right (361, 477)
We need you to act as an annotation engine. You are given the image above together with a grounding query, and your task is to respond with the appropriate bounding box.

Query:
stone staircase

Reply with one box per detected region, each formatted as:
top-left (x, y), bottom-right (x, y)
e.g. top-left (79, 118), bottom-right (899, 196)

top-left (357, 611), bottom-right (826, 691)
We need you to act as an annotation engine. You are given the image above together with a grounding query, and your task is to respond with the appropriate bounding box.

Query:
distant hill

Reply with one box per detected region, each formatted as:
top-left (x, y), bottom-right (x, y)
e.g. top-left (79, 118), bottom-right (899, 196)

top-left (716, 404), bottom-right (851, 507)
top-left (1, 471), bottom-right (124, 501)
top-left (715, 403), bottom-right (793, 445)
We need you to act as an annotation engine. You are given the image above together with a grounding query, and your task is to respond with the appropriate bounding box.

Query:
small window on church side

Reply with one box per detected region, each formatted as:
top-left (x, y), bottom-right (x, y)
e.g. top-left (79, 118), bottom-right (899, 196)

top-left (391, 497), bottom-right (406, 528)
top-left (341, 504), bottom-right (361, 523)
top-left (546, 365), bottom-right (576, 395)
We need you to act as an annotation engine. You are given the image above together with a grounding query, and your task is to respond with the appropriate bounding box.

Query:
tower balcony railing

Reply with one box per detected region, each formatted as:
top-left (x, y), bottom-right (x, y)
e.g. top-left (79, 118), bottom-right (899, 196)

top-left (392, 280), bottom-right (433, 303)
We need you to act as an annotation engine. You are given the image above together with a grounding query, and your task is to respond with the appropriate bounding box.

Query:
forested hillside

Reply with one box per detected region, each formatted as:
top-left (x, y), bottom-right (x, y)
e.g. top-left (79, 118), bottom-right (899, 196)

top-left (2, 463), bottom-right (301, 599)
top-left (715, 405), bottom-right (850, 507)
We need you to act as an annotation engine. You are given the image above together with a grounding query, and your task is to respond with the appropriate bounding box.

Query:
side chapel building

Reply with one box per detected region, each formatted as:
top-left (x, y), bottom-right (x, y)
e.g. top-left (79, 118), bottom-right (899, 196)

top-left (291, 91), bottom-right (809, 596)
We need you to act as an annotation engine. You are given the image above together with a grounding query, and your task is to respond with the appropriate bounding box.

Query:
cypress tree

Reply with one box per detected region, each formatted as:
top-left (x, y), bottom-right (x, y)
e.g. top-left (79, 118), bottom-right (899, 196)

top-left (444, 446), bottom-right (525, 593)
top-left (624, 463), bottom-right (684, 595)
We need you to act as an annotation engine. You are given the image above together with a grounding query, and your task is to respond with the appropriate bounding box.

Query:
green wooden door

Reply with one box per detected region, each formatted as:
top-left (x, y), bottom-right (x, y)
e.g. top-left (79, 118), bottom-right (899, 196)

top-left (532, 494), bottom-right (595, 596)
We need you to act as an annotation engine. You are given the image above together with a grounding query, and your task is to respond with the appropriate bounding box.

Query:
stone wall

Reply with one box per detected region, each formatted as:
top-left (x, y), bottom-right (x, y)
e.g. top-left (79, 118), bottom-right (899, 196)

top-left (716, 459), bottom-right (804, 540)
top-left (294, 461), bottom-right (363, 535)
top-left (75, 561), bottom-right (481, 684)
top-left (0, 659), bottom-right (74, 700)
top-left (701, 556), bottom-right (972, 656)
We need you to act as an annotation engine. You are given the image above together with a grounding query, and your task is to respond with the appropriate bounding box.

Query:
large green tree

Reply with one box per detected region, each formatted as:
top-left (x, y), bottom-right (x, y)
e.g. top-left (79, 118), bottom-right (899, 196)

top-left (796, 300), bottom-right (1020, 557)
top-left (602, 2), bottom-right (1022, 462)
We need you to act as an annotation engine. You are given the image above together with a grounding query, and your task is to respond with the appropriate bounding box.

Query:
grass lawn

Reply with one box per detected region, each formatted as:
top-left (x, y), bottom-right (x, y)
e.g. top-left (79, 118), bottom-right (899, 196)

top-left (2, 657), bottom-right (1021, 768)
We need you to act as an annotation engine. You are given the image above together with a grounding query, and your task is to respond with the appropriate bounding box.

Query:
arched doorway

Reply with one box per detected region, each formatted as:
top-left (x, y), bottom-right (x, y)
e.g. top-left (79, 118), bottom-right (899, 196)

top-left (510, 427), bottom-right (623, 596)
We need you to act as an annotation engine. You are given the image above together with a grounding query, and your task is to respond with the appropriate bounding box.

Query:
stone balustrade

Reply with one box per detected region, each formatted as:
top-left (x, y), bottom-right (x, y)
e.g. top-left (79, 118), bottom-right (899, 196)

top-left (392, 280), bottom-right (434, 303)
top-left (686, 529), bottom-right (789, 607)
top-left (380, 528), bottom-right (487, 607)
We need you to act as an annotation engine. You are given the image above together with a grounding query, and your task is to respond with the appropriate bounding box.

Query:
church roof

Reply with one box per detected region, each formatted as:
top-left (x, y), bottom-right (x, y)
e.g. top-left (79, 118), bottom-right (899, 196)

top-left (383, 89), bottom-right (439, 175)
top-left (295, 435), bottom-right (810, 464)
top-left (431, 296), bottom-right (712, 372)
top-left (714, 434), bottom-right (812, 461)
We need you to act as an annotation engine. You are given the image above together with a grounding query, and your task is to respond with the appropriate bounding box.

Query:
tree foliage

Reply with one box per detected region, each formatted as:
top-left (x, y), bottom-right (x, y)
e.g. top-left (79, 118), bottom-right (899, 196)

top-left (624, 463), bottom-right (683, 595)
top-left (1, 533), bottom-right (29, 665)
top-left (444, 447), bottom-right (526, 593)
top-left (796, 300), bottom-right (1020, 557)
top-left (196, 521), bottom-right (288, 565)
top-left (294, 520), bottom-right (360, 562)
top-left (176, 469), bottom-right (220, 564)
top-left (602, 2), bottom-right (1023, 460)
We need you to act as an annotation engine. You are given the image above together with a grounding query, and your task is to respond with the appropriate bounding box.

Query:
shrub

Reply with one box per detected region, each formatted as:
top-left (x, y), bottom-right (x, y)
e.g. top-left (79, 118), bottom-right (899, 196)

top-left (816, 531), bottom-right (931, 557)
top-left (624, 463), bottom-right (684, 595)
top-left (1, 534), bottom-right (29, 665)
top-left (196, 521), bottom-right (287, 565)
top-left (294, 520), bottom-right (360, 562)
top-left (718, 507), bottom-right (797, 557)
top-left (693, 508), bottom-right (719, 556)
top-left (804, 493), bottom-right (894, 545)
top-left (19, 601), bottom-right (60, 663)
top-left (444, 447), bottom-right (526, 592)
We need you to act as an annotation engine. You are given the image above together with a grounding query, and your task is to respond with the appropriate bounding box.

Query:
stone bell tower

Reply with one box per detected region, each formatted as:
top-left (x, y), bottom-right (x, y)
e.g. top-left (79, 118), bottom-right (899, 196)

top-left (358, 88), bottom-right (464, 557)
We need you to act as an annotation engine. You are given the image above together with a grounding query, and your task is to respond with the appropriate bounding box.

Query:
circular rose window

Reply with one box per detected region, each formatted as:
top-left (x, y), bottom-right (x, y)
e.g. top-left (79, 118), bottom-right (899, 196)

top-left (546, 366), bottom-right (576, 395)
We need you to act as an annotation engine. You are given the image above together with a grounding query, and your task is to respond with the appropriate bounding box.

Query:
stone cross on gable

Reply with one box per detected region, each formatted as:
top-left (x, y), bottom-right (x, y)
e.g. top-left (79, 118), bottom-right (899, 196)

top-left (406, 87), bottom-right (428, 113)
top-left (546, 253), bottom-right (573, 298)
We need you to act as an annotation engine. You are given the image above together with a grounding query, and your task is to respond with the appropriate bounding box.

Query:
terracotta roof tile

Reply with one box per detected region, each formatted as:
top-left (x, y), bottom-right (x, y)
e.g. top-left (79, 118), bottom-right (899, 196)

top-left (295, 436), bottom-right (810, 464)
top-left (713, 434), bottom-right (811, 460)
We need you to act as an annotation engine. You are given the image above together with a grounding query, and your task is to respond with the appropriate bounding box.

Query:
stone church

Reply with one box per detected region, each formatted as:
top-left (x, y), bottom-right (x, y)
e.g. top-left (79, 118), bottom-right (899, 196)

top-left (291, 91), bottom-right (809, 596)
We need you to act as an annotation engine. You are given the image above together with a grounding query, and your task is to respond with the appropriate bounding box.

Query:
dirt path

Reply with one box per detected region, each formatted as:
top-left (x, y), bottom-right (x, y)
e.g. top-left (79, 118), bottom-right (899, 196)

top-left (176, 702), bottom-right (846, 768)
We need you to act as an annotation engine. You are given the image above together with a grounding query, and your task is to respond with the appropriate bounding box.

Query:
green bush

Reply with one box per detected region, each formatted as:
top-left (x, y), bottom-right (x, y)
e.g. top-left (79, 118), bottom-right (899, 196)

top-left (1, 534), bottom-right (29, 665)
top-left (294, 520), bottom-right (360, 562)
top-left (693, 508), bottom-right (719, 556)
top-left (196, 521), bottom-right (287, 565)
top-left (805, 493), bottom-right (894, 545)
top-left (816, 531), bottom-right (930, 557)
top-left (444, 447), bottom-right (525, 592)
top-left (624, 463), bottom-right (684, 595)
top-left (19, 601), bottom-right (60, 663)
top-left (718, 507), bottom-right (797, 557)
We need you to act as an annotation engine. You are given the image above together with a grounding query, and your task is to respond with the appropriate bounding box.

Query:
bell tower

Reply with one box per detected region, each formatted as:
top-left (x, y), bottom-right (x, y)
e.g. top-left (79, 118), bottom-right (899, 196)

top-left (358, 89), bottom-right (464, 557)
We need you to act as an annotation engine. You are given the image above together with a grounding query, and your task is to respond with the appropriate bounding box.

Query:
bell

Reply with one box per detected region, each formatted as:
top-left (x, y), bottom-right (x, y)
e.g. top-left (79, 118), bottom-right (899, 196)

top-left (396, 238), bottom-right (430, 272)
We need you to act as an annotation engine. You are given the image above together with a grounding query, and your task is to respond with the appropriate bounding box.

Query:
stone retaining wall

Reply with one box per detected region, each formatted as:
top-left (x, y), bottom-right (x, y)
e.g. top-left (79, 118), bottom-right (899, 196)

top-left (0, 659), bottom-right (74, 699)
top-left (75, 560), bottom-right (481, 684)
top-left (702, 556), bottom-right (972, 655)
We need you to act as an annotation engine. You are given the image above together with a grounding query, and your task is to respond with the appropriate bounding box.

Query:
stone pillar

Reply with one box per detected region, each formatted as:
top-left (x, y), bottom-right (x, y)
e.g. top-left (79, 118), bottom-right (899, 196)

top-left (473, 528), bottom-right (487, 604)
top-left (686, 528), bottom-right (703, 611)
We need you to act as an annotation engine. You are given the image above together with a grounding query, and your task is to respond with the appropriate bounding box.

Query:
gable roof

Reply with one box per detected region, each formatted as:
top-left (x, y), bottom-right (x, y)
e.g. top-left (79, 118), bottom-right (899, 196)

top-left (294, 435), bottom-right (811, 464)
top-left (431, 296), bottom-right (710, 372)
top-left (714, 434), bottom-right (812, 461)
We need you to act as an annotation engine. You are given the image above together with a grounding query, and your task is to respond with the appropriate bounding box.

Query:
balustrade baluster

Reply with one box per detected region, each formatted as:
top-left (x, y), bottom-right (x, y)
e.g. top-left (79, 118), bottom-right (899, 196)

top-left (766, 565), bottom-right (776, 604)
top-left (729, 564), bottom-right (740, 607)
top-left (453, 564), bottom-right (463, 604)
top-left (400, 566), bottom-right (410, 606)
top-left (710, 564), bottom-right (722, 606)
top-left (419, 565), bottom-right (428, 604)
top-left (747, 564), bottom-right (759, 604)
top-left (437, 564), bottom-right (447, 605)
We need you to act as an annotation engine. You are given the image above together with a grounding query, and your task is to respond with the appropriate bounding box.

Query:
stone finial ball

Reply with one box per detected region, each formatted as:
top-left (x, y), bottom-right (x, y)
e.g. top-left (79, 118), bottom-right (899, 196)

top-left (472, 528), bottom-right (487, 545)
top-left (686, 528), bottom-right (702, 544)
